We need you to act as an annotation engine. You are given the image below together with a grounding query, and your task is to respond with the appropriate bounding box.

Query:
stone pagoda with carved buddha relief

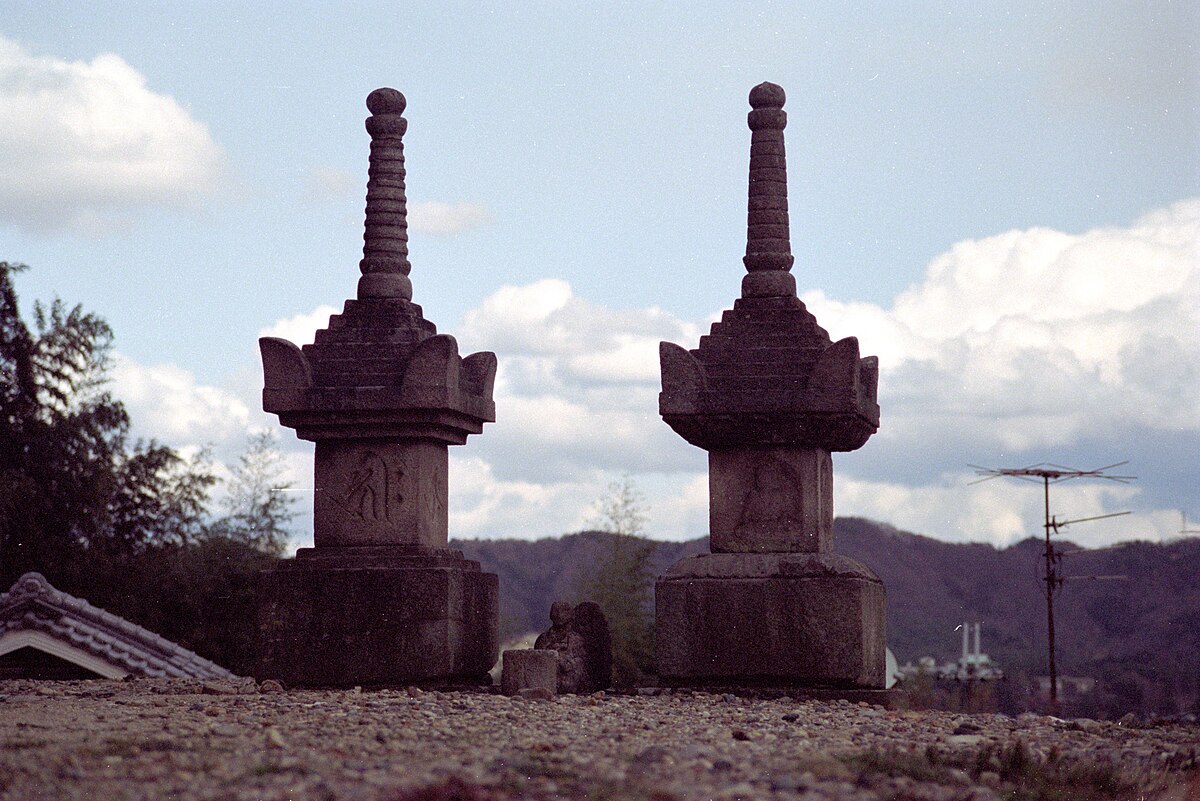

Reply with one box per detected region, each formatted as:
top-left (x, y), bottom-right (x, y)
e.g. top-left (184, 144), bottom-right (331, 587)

top-left (256, 88), bottom-right (498, 688)
top-left (656, 83), bottom-right (887, 692)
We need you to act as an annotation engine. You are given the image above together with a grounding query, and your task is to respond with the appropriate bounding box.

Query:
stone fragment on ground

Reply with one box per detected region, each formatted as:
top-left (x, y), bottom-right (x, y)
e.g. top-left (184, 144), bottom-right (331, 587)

top-left (532, 600), bottom-right (612, 693)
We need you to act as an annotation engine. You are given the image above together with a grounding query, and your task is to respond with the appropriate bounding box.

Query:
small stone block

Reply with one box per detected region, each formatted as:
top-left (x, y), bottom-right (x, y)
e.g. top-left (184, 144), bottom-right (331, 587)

top-left (501, 649), bottom-right (558, 696)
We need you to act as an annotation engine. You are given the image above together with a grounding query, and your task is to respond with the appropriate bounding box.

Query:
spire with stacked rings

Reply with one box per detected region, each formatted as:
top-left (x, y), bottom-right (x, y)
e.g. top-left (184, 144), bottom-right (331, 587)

top-left (358, 87), bottom-right (412, 299)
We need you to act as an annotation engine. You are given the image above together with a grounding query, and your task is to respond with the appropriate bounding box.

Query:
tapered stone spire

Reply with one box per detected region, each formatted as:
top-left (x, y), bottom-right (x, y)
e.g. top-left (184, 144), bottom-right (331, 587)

top-left (358, 88), bottom-right (412, 300)
top-left (742, 82), bottom-right (797, 298)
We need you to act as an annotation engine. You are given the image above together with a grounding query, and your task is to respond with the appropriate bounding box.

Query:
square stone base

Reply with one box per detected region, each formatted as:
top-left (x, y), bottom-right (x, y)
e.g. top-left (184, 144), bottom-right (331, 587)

top-left (257, 547), bottom-right (498, 688)
top-left (655, 553), bottom-right (885, 689)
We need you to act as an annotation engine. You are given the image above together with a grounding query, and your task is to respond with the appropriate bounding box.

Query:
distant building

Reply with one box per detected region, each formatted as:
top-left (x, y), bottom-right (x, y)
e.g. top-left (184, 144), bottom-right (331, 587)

top-left (1034, 675), bottom-right (1096, 699)
top-left (898, 621), bottom-right (1004, 682)
top-left (0, 572), bottom-right (234, 681)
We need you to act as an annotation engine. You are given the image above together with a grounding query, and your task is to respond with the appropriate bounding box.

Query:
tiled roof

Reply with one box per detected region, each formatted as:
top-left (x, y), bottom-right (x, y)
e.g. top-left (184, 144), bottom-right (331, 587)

top-left (0, 572), bottom-right (235, 680)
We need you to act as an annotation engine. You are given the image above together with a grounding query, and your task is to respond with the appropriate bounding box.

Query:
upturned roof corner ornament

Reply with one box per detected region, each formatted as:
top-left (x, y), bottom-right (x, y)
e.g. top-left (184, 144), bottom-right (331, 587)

top-left (659, 82), bottom-right (879, 452)
top-left (259, 88), bottom-right (496, 445)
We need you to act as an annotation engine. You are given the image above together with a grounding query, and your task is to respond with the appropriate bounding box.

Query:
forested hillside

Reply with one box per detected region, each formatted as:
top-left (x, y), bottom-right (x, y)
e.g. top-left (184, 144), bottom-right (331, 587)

top-left (455, 517), bottom-right (1200, 716)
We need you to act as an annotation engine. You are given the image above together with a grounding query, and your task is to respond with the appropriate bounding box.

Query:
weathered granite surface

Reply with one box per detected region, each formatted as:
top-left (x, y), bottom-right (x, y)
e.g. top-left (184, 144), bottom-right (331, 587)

top-left (256, 88), bottom-right (498, 688)
top-left (656, 83), bottom-right (885, 690)
top-left (709, 447), bottom-right (832, 553)
top-left (658, 83), bottom-right (879, 457)
top-left (656, 554), bottom-right (885, 688)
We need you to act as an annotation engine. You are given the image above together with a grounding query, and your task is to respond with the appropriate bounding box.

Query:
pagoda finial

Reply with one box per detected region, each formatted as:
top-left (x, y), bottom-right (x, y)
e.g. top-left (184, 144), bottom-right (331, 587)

top-left (358, 87), bottom-right (412, 300)
top-left (742, 81), bottom-right (796, 298)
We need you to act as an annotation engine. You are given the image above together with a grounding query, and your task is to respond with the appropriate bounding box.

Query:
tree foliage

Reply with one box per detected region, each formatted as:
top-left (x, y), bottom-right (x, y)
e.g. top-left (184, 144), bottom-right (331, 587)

top-left (214, 431), bottom-right (298, 557)
top-left (576, 475), bottom-right (657, 687)
top-left (0, 262), bottom-right (297, 673)
top-left (2, 261), bottom-right (127, 576)
top-left (0, 262), bottom-right (230, 579)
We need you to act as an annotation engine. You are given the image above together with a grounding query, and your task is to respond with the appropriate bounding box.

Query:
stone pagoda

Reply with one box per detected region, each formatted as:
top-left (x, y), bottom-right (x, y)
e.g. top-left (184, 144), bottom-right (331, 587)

top-left (655, 82), bottom-right (886, 691)
top-left (256, 88), bottom-right (498, 688)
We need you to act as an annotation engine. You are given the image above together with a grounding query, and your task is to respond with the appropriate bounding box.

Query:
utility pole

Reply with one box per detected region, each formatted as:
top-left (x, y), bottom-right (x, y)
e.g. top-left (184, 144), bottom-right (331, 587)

top-left (1041, 472), bottom-right (1056, 710)
top-left (972, 462), bottom-right (1134, 712)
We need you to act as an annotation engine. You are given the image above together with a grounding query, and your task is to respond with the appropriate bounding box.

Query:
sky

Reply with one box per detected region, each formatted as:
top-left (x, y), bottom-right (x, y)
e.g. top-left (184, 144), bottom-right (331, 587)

top-left (1, 2), bottom-right (1197, 552)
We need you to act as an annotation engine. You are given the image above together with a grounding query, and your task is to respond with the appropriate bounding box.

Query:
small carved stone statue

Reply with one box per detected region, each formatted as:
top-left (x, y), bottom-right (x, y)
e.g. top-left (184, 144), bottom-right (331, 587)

top-left (534, 601), bottom-right (612, 693)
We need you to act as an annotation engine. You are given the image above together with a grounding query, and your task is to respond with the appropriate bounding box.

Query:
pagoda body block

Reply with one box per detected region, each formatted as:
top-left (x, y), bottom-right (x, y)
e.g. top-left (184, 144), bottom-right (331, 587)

top-left (256, 89), bottom-right (498, 688)
top-left (656, 83), bottom-right (886, 691)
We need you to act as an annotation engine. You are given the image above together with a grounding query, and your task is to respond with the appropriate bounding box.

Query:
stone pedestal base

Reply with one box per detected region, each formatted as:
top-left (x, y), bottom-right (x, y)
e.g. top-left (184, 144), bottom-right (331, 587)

top-left (655, 552), bottom-right (885, 689)
top-left (257, 547), bottom-right (498, 688)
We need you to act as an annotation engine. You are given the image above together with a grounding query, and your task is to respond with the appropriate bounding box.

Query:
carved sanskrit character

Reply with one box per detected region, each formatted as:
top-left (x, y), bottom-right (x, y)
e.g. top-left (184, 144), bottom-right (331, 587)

top-left (342, 452), bottom-right (391, 522)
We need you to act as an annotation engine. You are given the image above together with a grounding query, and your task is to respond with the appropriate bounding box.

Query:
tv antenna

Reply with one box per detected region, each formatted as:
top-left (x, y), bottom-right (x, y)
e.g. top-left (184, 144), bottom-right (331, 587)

top-left (970, 462), bottom-right (1135, 710)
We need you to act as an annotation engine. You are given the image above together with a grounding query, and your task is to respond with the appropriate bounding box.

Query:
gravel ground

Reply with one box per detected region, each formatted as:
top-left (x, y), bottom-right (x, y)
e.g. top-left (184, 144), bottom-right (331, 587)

top-left (1, 678), bottom-right (1196, 801)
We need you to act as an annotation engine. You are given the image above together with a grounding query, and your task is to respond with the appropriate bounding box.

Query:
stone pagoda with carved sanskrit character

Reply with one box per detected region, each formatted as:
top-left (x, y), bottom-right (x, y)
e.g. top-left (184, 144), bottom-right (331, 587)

top-left (655, 83), bottom-right (887, 694)
top-left (256, 88), bottom-right (498, 688)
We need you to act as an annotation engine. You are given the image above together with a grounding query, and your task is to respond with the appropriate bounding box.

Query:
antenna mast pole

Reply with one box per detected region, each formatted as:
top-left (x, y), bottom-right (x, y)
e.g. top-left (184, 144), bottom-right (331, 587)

top-left (1042, 473), bottom-right (1059, 708)
top-left (971, 461), bottom-right (1134, 714)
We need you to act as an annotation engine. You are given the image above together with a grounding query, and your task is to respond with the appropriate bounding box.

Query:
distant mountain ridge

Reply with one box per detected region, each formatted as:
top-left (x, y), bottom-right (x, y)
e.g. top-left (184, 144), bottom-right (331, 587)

top-left (455, 517), bottom-right (1200, 713)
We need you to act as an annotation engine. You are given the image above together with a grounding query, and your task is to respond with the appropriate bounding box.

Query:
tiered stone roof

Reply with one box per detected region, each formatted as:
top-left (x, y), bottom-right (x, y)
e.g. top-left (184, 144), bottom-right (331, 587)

top-left (260, 88), bottom-right (495, 445)
top-left (659, 82), bottom-right (879, 451)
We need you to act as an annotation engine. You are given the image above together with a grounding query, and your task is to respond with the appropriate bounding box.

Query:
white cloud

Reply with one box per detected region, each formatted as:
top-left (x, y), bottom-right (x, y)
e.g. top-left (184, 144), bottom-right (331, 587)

top-left (808, 200), bottom-right (1200, 545)
top-left (408, 200), bottom-right (491, 235)
top-left (449, 455), bottom-right (593, 539)
top-left (836, 471), bottom-right (1176, 548)
top-left (0, 37), bottom-right (224, 234)
top-left (457, 279), bottom-right (704, 484)
top-left (647, 472), bottom-right (709, 539)
top-left (109, 201), bottom-right (1200, 550)
top-left (449, 203), bottom-right (1199, 546)
top-left (248, 293), bottom-right (702, 543)
top-left (447, 455), bottom-right (708, 542)
top-left (111, 353), bottom-right (252, 448)
top-left (109, 352), bottom-right (315, 549)
top-left (806, 199), bottom-right (1200, 449)
top-left (258, 305), bottom-right (339, 346)
top-left (460, 278), bottom-right (701, 370)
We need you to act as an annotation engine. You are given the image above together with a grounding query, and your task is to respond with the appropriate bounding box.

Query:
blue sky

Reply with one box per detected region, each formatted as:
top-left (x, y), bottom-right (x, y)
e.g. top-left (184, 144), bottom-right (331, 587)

top-left (2, 2), bottom-right (1197, 549)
